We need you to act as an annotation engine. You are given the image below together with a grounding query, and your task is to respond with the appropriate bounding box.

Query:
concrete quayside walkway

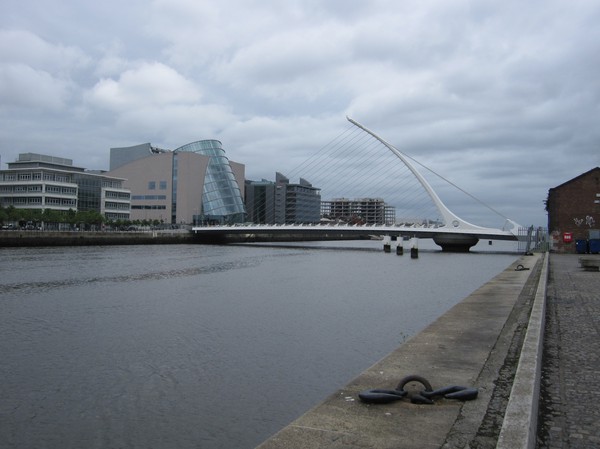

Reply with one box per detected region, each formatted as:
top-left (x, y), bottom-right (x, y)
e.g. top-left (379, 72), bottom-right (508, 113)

top-left (537, 254), bottom-right (600, 448)
top-left (255, 252), bottom-right (557, 448)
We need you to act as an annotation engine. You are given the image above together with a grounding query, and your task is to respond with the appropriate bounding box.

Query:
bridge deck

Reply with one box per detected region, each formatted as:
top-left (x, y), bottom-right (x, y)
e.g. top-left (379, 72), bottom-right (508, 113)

top-left (191, 224), bottom-right (518, 242)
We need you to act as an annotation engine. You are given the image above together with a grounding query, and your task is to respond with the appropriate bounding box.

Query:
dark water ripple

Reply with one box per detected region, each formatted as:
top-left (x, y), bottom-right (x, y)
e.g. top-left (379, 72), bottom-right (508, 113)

top-left (0, 257), bottom-right (263, 295)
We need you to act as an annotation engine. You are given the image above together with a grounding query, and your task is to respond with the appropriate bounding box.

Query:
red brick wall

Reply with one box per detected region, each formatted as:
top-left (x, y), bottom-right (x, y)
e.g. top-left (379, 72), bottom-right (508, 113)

top-left (547, 168), bottom-right (600, 253)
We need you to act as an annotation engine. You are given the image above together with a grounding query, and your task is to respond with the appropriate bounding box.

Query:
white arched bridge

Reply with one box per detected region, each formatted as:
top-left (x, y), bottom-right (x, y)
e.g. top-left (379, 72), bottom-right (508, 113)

top-left (192, 117), bottom-right (525, 252)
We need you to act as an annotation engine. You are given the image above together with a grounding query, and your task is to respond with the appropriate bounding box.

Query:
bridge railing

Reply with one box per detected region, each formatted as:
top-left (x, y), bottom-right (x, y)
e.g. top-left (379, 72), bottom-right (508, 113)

top-left (196, 222), bottom-right (450, 230)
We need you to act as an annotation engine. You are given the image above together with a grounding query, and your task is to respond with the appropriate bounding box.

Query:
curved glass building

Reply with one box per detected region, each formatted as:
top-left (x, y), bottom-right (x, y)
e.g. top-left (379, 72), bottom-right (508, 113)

top-left (175, 140), bottom-right (246, 224)
top-left (109, 140), bottom-right (246, 225)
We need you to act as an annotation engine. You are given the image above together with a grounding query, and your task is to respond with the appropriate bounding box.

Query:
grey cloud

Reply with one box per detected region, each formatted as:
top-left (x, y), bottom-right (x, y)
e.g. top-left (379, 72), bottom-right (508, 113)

top-left (85, 62), bottom-right (202, 110)
top-left (1, 0), bottom-right (599, 227)
top-left (0, 63), bottom-right (72, 110)
top-left (0, 29), bottom-right (90, 71)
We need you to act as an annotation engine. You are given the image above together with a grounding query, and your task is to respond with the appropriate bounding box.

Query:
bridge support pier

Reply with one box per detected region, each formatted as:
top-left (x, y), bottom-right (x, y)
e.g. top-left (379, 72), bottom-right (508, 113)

top-left (410, 237), bottom-right (419, 258)
top-left (433, 234), bottom-right (479, 252)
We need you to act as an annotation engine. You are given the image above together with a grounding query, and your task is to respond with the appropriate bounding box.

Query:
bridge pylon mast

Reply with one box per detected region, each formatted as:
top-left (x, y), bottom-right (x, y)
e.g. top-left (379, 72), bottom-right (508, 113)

top-left (346, 117), bottom-right (507, 233)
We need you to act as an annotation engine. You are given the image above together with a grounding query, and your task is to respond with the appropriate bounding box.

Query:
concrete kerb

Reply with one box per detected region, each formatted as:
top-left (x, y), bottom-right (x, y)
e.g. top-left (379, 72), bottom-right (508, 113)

top-left (496, 252), bottom-right (548, 449)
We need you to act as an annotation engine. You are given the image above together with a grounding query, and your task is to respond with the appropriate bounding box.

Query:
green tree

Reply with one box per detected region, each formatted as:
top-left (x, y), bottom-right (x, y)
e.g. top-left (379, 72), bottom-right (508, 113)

top-left (42, 208), bottom-right (64, 227)
top-left (5, 206), bottom-right (18, 222)
top-left (66, 208), bottom-right (78, 228)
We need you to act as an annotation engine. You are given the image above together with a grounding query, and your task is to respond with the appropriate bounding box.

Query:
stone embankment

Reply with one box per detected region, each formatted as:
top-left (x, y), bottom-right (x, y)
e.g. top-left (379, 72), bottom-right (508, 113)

top-left (0, 230), bottom-right (195, 247)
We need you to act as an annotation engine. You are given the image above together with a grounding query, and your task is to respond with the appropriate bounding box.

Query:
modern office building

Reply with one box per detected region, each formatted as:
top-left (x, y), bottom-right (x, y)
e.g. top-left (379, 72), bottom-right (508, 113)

top-left (245, 173), bottom-right (321, 224)
top-left (108, 140), bottom-right (246, 225)
top-left (244, 179), bottom-right (277, 224)
top-left (274, 173), bottom-right (321, 224)
top-left (546, 167), bottom-right (600, 253)
top-left (0, 153), bottom-right (131, 221)
top-left (321, 197), bottom-right (396, 225)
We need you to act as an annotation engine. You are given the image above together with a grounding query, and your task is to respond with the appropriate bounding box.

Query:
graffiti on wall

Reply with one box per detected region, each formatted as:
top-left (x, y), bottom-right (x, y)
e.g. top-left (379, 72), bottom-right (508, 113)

top-left (573, 215), bottom-right (596, 227)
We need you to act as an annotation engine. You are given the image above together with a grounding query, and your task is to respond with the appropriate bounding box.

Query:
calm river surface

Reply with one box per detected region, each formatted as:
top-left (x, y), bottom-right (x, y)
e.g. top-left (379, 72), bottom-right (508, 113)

top-left (0, 240), bottom-right (518, 449)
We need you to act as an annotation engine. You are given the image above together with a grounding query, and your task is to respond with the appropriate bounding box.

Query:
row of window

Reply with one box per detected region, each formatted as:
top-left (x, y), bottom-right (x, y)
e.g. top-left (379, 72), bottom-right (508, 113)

top-left (105, 191), bottom-right (131, 199)
top-left (46, 197), bottom-right (78, 206)
top-left (102, 181), bottom-right (124, 189)
top-left (47, 185), bottom-right (77, 195)
top-left (0, 185), bottom-right (77, 195)
top-left (148, 181), bottom-right (168, 190)
top-left (106, 213), bottom-right (130, 220)
top-left (131, 205), bottom-right (167, 210)
top-left (6, 197), bottom-right (40, 205)
top-left (131, 195), bottom-right (167, 200)
top-left (0, 172), bottom-right (72, 183)
top-left (105, 202), bottom-right (130, 210)
top-left (2, 197), bottom-right (76, 206)
top-left (1, 197), bottom-right (133, 211)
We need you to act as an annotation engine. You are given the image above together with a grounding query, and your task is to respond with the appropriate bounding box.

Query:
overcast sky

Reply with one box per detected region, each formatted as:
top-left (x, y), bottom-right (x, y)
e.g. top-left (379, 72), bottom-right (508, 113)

top-left (1, 0), bottom-right (599, 227)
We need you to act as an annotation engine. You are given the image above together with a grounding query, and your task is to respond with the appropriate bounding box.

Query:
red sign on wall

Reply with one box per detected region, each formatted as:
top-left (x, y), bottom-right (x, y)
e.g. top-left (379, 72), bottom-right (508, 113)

top-left (563, 232), bottom-right (573, 243)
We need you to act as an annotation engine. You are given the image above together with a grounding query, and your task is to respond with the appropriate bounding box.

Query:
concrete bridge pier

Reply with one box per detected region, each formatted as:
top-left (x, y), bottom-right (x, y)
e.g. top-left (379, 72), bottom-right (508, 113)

top-left (383, 236), bottom-right (392, 252)
top-left (396, 243), bottom-right (404, 255)
top-left (410, 237), bottom-right (419, 258)
top-left (433, 233), bottom-right (479, 252)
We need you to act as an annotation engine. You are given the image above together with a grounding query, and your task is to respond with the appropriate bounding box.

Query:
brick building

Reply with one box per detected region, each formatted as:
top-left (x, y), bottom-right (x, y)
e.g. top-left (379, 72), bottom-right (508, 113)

top-left (546, 167), bottom-right (600, 253)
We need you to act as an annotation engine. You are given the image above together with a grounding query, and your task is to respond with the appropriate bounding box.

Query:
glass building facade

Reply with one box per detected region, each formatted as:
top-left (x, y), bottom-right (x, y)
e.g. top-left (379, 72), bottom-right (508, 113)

top-left (245, 179), bottom-right (276, 224)
top-left (175, 140), bottom-right (246, 224)
top-left (274, 173), bottom-right (321, 224)
top-left (245, 173), bottom-right (321, 224)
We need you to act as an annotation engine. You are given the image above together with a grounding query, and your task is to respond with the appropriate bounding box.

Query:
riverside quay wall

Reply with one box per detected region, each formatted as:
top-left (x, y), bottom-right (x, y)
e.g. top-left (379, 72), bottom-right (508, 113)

top-left (256, 253), bottom-right (547, 449)
top-left (0, 230), bottom-right (373, 247)
top-left (0, 230), bottom-right (195, 247)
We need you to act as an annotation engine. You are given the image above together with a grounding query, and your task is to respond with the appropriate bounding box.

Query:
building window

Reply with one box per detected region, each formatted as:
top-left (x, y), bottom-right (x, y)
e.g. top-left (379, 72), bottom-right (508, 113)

top-left (105, 202), bottom-right (130, 210)
top-left (131, 194), bottom-right (167, 200)
top-left (159, 181), bottom-right (167, 190)
top-left (148, 181), bottom-right (156, 190)
top-left (132, 205), bottom-right (167, 210)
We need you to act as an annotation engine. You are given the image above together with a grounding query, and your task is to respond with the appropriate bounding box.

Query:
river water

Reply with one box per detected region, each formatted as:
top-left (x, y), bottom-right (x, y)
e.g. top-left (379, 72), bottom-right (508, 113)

top-left (0, 241), bottom-right (518, 449)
